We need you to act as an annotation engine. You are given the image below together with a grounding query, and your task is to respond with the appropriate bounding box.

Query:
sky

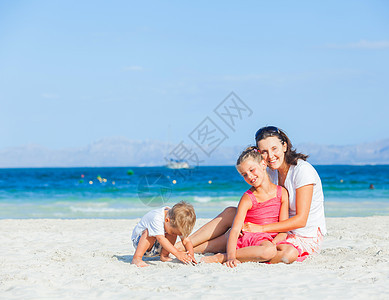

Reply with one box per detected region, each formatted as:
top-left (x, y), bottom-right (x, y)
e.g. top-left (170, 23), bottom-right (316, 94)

top-left (0, 0), bottom-right (388, 151)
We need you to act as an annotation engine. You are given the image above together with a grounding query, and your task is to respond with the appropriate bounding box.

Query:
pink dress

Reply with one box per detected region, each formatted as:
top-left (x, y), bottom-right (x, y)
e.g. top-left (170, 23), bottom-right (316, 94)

top-left (236, 185), bottom-right (282, 249)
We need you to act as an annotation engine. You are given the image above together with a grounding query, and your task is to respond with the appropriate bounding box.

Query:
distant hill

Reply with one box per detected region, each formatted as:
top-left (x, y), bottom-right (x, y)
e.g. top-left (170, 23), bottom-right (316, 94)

top-left (298, 139), bottom-right (389, 165)
top-left (0, 137), bottom-right (242, 168)
top-left (0, 137), bottom-right (388, 168)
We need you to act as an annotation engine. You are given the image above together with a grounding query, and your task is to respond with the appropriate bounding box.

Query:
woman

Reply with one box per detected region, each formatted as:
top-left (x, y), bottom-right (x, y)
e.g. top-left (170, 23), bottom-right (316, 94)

top-left (177, 126), bottom-right (327, 263)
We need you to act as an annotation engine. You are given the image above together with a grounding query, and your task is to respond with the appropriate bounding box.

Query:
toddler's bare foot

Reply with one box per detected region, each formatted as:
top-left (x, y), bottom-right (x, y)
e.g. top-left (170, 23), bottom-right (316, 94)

top-left (200, 253), bottom-right (225, 264)
top-left (160, 255), bottom-right (172, 262)
top-left (131, 258), bottom-right (149, 267)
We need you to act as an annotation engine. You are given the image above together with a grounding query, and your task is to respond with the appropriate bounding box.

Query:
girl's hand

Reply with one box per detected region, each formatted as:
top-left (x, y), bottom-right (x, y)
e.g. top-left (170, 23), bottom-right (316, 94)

top-left (242, 222), bottom-right (264, 233)
top-left (224, 258), bottom-right (241, 268)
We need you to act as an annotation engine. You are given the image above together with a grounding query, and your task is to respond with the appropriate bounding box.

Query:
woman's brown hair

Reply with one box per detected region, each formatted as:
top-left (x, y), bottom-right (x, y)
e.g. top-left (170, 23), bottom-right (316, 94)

top-left (255, 126), bottom-right (308, 165)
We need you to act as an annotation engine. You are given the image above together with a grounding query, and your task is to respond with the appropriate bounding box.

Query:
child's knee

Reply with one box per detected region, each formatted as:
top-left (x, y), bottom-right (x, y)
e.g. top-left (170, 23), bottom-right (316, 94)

top-left (262, 244), bottom-right (277, 261)
top-left (139, 229), bottom-right (157, 247)
top-left (281, 247), bottom-right (299, 264)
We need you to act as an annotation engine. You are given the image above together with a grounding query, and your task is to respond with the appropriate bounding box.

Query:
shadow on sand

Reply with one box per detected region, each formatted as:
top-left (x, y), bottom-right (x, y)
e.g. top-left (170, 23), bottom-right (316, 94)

top-left (113, 255), bottom-right (161, 264)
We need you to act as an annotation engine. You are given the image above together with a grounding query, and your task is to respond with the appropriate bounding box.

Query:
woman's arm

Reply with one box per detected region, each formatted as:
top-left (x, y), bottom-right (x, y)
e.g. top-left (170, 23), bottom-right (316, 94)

top-left (244, 184), bottom-right (313, 233)
top-left (225, 194), bottom-right (252, 267)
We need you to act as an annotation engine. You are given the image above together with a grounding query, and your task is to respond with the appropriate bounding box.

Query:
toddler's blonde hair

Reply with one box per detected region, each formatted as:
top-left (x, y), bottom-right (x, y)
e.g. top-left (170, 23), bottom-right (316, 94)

top-left (167, 201), bottom-right (196, 238)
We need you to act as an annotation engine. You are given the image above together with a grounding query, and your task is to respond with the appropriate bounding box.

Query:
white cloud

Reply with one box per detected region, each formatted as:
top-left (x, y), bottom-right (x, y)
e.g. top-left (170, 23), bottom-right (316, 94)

top-left (326, 40), bottom-right (389, 49)
top-left (122, 65), bottom-right (144, 71)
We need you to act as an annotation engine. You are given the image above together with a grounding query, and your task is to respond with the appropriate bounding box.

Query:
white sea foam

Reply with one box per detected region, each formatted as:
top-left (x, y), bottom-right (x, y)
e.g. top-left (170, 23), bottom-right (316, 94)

top-left (221, 201), bottom-right (239, 207)
top-left (69, 206), bottom-right (146, 213)
top-left (193, 196), bottom-right (212, 203)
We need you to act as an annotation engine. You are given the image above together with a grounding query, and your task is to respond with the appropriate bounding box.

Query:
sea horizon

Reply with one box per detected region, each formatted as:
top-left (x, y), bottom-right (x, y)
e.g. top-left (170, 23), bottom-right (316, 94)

top-left (1, 162), bottom-right (389, 169)
top-left (2, 138), bottom-right (389, 168)
top-left (0, 165), bottom-right (388, 219)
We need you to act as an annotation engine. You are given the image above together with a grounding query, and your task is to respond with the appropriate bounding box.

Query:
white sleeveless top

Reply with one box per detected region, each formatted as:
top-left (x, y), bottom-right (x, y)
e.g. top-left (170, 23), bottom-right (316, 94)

top-left (267, 159), bottom-right (327, 237)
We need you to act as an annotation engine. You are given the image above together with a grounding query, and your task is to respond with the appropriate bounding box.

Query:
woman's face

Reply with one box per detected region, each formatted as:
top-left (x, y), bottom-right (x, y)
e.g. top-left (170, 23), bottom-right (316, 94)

top-left (257, 136), bottom-right (287, 170)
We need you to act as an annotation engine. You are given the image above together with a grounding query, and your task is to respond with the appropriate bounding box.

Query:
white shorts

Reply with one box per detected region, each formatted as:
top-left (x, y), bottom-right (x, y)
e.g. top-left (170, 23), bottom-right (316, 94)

top-left (279, 228), bottom-right (324, 262)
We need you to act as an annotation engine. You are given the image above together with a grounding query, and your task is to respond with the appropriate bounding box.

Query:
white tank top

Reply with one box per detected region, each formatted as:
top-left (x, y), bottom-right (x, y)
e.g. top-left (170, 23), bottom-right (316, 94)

top-left (268, 159), bottom-right (327, 237)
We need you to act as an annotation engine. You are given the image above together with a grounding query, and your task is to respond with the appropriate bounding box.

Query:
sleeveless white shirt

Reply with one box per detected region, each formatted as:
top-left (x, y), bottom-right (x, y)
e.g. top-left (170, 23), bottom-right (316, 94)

top-left (268, 159), bottom-right (327, 237)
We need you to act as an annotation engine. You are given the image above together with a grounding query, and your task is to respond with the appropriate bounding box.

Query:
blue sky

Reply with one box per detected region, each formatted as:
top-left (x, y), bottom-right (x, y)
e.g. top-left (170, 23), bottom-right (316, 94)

top-left (0, 0), bottom-right (388, 150)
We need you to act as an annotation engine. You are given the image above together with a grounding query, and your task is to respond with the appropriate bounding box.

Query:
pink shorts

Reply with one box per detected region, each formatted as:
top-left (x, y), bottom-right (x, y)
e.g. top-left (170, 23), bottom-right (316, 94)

top-left (236, 231), bottom-right (277, 249)
top-left (278, 228), bottom-right (324, 262)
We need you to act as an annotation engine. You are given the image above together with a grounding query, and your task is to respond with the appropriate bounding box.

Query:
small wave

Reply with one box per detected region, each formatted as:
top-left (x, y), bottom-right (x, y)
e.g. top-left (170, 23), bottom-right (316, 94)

top-left (221, 201), bottom-right (239, 207)
top-left (193, 196), bottom-right (212, 203)
top-left (69, 206), bottom-right (144, 213)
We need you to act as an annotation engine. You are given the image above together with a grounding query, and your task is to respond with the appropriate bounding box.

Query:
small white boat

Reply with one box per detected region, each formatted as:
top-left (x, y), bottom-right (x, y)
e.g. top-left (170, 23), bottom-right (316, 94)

top-left (166, 159), bottom-right (190, 169)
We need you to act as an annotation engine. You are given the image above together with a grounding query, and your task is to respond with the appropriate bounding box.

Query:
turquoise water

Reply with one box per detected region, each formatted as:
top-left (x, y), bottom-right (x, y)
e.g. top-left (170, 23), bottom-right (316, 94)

top-left (0, 166), bottom-right (388, 219)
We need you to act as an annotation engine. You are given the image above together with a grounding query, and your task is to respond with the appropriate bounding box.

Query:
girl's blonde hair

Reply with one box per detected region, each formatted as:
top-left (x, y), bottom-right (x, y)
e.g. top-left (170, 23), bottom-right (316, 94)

top-left (236, 146), bottom-right (263, 167)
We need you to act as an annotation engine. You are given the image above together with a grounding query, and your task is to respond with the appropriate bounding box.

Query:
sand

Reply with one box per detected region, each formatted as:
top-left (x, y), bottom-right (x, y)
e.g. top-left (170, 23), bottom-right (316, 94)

top-left (0, 217), bottom-right (388, 299)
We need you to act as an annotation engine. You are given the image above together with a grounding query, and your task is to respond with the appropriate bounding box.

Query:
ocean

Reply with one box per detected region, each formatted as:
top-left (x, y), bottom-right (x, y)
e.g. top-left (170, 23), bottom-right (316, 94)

top-left (0, 165), bottom-right (388, 219)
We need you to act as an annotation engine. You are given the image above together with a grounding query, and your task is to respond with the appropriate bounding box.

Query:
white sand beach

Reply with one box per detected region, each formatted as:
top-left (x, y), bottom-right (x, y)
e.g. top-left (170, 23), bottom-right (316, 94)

top-left (1, 217), bottom-right (388, 299)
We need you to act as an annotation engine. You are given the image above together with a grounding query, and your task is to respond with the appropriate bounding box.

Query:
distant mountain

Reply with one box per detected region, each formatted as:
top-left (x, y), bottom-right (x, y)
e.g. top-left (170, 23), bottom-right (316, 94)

top-left (298, 139), bottom-right (389, 165)
top-left (0, 138), bottom-right (168, 168)
top-left (0, 137), bottom-right (388, 168)
top-left (0, 137), bottom-right (241, 168)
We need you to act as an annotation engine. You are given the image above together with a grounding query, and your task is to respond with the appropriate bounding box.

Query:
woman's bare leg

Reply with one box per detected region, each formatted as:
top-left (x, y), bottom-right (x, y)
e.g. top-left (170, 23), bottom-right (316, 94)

top-left (175, 206), bottom-right (236, 251)
top-left (193, 230), bottom-right (229, 254)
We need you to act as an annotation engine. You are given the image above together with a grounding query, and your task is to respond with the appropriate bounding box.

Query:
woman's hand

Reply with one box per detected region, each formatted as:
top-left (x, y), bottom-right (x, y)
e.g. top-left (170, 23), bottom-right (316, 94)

top-left (223, 258), bottom-right (241, 268)
top-left (242, 222), bottom-right (264, 233)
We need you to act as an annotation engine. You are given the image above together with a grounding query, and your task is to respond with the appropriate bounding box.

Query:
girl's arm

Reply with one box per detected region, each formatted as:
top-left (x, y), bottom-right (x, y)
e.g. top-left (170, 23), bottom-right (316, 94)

top-left (271, 187), bottom-right (289, 244)
top-left (225, 194), bottom-right (252, 268)
top-left (244, 184), bottom-right (313, 233)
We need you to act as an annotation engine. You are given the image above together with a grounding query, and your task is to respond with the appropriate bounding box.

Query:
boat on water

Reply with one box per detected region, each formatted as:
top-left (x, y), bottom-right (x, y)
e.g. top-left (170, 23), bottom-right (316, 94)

top-left (166, 158), bottom-right (191, 169)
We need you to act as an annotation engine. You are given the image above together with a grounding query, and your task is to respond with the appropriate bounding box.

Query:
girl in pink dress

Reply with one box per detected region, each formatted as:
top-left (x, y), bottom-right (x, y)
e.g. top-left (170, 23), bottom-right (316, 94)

top-left (201, 146), bottom-right (289, 267)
